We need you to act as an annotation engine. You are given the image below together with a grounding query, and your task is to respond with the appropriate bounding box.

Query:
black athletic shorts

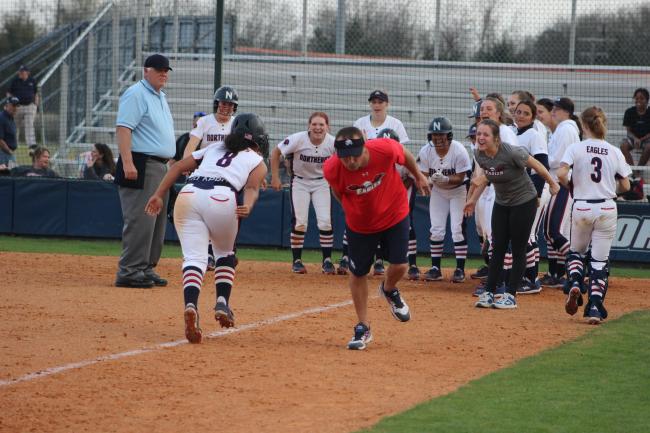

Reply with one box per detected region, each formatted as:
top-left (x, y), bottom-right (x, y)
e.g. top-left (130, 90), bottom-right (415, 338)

top-left (346, 215), bottom-right (409, 277)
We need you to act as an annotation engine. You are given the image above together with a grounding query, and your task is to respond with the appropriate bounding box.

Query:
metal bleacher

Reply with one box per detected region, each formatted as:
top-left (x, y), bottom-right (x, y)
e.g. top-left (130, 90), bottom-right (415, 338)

top-left (65, 53), bottom-right (649, 198)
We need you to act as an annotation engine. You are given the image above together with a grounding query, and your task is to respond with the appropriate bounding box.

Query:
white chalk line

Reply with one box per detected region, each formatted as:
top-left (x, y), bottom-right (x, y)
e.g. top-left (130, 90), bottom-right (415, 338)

top-left (0, 299), bottom-right (354, 389)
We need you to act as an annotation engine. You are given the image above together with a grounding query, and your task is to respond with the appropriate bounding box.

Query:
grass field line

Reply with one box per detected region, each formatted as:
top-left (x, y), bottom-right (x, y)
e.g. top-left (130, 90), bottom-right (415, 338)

top-left (0, 298), bottom-right (356, 389)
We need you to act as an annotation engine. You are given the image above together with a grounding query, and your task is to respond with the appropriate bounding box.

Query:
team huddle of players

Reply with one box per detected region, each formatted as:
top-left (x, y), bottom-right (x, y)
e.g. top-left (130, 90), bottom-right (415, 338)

top-left (150, 84), bottom-right (631, 344)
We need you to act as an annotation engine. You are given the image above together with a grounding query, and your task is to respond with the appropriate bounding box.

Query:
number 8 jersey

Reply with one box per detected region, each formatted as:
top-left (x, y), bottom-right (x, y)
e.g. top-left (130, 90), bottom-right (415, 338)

top-left (561, 138), bottom-right (631, 200)
top-left (189, 143), bottom-right (264, 192)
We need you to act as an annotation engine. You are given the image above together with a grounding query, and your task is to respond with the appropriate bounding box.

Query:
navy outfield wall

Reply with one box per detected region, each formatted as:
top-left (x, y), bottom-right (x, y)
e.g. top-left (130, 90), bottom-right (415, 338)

top-left (1, 177), bottom-right (649, 263)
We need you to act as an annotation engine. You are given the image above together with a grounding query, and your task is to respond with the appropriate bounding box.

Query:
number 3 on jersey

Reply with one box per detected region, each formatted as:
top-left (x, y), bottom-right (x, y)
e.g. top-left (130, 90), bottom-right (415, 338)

top-left (590, 156), bottom-right (602, 183)
top-left (216, 152), bottom-right (235, 167)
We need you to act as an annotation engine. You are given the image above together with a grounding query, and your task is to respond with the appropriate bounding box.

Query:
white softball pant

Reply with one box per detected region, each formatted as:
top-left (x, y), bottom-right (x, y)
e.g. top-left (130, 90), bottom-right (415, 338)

top-left (475, 184), bottom-right (495, 241)
top-left (429, 185), bottom-right (467, 242)
top-left (529, 184), bottom-right (551, 242)
top-left (570, 199), bottom-right (618, 263)
top-left (173, 184), bottom-right (238, 273)
top-left (291, 177), bottom-right (331, 231)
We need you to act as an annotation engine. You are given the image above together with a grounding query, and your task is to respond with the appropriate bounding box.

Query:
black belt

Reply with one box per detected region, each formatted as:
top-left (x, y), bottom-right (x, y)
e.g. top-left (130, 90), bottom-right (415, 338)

top-left (295, 175), bottom-right (323, 180)
top-left (188, 176), bottom-right (237, 193)
top-left (149, 155), bottom-right (169, 164)
top-left (575, 198), bottom-right (612, 203)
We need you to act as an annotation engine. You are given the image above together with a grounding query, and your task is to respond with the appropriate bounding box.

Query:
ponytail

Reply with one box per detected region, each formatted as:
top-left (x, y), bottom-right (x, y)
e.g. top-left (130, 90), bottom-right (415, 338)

top-left (580, 106), bottom-right (608, 139)
top-left (569, 113), bottom-right (583, 140)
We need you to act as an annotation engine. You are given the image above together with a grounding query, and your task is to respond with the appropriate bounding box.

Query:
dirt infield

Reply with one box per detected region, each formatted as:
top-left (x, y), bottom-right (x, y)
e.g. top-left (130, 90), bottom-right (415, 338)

top-left (1, 252), bottom-right (649, 433)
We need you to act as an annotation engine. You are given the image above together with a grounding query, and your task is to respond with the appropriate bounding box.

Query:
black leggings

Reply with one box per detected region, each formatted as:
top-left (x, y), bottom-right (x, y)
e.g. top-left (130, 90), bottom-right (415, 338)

top-left (486, 197), bottom-right (538, 295)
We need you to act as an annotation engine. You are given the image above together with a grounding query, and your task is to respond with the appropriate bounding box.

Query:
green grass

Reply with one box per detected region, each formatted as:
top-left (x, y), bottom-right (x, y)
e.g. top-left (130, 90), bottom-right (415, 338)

top-left (0, 235), bottom-right (648, 278)
top-left (358, 310), bottom-right (650, 433)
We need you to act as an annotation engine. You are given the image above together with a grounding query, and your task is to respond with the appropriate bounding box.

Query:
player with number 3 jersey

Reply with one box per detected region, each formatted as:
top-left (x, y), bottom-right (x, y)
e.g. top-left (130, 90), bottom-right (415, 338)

top-left (557, 107), bottom-right (631, 325)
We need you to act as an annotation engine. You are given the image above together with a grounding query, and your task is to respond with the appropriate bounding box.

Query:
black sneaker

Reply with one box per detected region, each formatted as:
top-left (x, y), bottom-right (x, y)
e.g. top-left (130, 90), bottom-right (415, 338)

top-left (378, 282), bottom-right (411, 322)
top-left (470, 265), bottom-right (489, 279)
top-left (322, 258), bottom-right (336, 275)
top-left (423, 266), bottom-right (442, 281)
top-left (292, 260), bottom-right (307, 274)
top-left (407, 265), bottom-right (420, 281)
top-left (214, 301), bottom-right (235, 328)
top-left (184, 303), bottom-right (202, 343)
top-left (373, 259), bottom-right (385, 276)
top-left (347, 322), bottom-right (373, 350)
top-left (451, 268), bottom-right (465, 283)
top-left (337, 256), bottom-right (349, 275)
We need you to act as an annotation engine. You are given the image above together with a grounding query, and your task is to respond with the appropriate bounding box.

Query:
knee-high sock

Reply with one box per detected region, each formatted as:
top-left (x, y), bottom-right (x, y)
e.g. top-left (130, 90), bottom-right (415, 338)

top-left (454, 240), bottom-right (467, 270)
top-left (319, 229), bottom-right (333, 260)
top-left (183, 265), bottom-right (203, 307)
top-left (430, 239), bottom-right (443, 269)
top-left (291, 229), bottom-right (305, 262)
top-left (215, 255), bottom-right (236, 304)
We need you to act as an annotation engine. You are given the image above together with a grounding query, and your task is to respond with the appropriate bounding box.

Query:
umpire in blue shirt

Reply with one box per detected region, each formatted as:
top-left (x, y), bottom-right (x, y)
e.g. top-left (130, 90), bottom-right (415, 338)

top-left (114, 54), bottom-right (176, 288)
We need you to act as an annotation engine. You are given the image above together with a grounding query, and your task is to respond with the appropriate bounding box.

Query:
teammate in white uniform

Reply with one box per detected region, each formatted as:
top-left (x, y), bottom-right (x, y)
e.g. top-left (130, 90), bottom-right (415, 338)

top-left (507, 90), bottom-right (548, 144)
top-left (184, 85), bottom-right (237, 157)
top-left (339, 89), bottom-right (410, 276)
top-left (418, 117), bottom-right (472, 283)
top-left (181, 85), bottom-right (238, 269)
top-left (513, 99), bottom-right (550, 294)
top-left (557, 107), bottom-right (631, 324)
top-left (270, 112), bottom-right (336, 274)
top-left (145, 113), bottom-right (268, 344)
top-left (541, 97), bottom-right (582, 288)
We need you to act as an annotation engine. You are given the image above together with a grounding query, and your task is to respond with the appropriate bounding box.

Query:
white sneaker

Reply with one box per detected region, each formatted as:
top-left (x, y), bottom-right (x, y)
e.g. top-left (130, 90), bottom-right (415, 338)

top-left (493, 292), bottom-right (518, 309)
top-left (475, 291), bottom-right (494, 308)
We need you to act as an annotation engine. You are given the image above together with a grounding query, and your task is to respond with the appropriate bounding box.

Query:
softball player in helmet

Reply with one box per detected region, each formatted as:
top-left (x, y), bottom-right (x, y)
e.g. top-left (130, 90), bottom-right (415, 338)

top-left (557, 107), bottom-right (631, 325)
top-left (346, 89), bottom-right (409, 276)
top-left (418, 117), bottom-right (472, 283)
top-left (270, 112), bottom-right (336, 274)
top-left (181, 85), bottom-right (239, 269)
top-left (145, 113), bottom-right (268, 344)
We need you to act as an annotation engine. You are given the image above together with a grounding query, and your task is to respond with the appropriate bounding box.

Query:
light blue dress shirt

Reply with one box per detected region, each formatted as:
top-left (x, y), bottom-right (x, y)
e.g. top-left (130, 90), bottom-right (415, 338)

top-left (116, 79), bottom-right (175, 158)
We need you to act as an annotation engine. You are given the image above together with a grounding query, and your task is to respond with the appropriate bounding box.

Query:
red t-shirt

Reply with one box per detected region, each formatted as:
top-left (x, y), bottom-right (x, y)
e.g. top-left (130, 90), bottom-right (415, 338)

top-left (323, 138), bottom-right (409, 233)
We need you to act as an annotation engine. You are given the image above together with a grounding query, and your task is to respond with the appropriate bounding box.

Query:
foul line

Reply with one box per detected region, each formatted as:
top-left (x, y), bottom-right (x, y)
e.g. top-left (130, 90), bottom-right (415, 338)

top-left (0, 299), bottom-right (353, 388)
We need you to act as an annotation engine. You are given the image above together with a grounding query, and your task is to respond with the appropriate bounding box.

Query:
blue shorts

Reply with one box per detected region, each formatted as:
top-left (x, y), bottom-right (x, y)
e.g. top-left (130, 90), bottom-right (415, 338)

top-left (346, 216), bottom-right (409, 277)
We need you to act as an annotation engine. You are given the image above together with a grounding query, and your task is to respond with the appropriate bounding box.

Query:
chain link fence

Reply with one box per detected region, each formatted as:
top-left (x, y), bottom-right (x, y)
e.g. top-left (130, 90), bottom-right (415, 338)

top-left (1, 0), bottom-right (649, 197)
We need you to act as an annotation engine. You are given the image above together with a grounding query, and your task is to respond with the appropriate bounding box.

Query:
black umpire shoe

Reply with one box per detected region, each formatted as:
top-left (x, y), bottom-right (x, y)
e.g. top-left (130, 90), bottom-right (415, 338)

top-left (115, 276), bottom-right (154, 288)
top-left (145, 272), bottom-right (168, 287)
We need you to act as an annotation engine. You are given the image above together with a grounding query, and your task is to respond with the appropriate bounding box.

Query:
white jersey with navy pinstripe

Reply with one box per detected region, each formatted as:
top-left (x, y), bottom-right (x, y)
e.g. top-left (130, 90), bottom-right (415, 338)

top-left (276, 131), bottom-right (335, 179)
top-left (190, 115), bottom-right (233, 151)
top-left (354, 115), bottom-right (410, 143)
top-left (417, 140), bottom-right (472, 191)
top-left (561, 138), bottom-right (631, 200)
top-left (191, 144), bottom-right (263, 192)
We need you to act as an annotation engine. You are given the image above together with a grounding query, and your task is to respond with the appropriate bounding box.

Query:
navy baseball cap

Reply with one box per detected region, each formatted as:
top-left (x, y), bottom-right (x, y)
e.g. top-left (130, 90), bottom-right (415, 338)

top-left (553, 97), bottom-right (574, 114)
top-left (193, 111), bottom-right (206, 118)
top-left (335, 137), bottom-right (364, 158)
top-left (368, 90), bottom-right (389, 102)
top-left (5, 96), bottom-right (20, 105)
top-left (468, 101), bottom-right (481, 118)
top-left (18, 65), bottom-right (29, 72)
top-left (466, 124), bottom-right (477, 137)
top-left (144, 54), bottom-right (172, 71)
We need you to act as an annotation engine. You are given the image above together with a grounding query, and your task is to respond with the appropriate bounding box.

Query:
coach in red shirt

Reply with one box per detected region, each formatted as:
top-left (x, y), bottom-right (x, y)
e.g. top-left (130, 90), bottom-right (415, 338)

top-left (324, 126), bottom-right (430, 350)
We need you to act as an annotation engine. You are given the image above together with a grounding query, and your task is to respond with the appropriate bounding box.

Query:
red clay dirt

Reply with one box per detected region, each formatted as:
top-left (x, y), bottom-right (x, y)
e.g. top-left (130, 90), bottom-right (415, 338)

top-left (1, 252), bottom-right (648, 432)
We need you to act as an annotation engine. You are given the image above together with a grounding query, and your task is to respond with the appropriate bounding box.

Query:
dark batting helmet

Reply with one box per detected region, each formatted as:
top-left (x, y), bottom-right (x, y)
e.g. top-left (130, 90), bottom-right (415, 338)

top-left (427, 116), bottom-right (453, 142)
top-left (213, 85), bottom-right (239, 113)
top-left (377, 128), bottom-right (400, 141)
top-left (468, 101), bottom-right (481, 119)
top-left (228, 113), bottom-right (269, 158)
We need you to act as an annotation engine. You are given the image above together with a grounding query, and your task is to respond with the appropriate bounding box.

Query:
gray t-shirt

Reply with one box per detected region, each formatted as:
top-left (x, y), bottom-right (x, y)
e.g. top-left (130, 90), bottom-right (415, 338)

top-left (475, 142), bottom-right (537, 206)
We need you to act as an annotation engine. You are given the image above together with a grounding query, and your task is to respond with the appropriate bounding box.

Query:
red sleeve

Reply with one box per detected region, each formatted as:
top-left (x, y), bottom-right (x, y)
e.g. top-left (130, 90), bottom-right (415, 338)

top-left (323, 156), bottom-right (341, 193)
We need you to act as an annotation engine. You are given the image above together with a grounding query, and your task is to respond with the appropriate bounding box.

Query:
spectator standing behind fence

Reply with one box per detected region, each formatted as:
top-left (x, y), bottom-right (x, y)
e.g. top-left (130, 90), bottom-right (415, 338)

top-left (0, 97), bottom-right (19, 169)
top-left (113, 54), bottom-right (176, 289)
top-left (83, 143), bottom-right (116, 181)
top-left (620, 88), bottom-right (650, 169)
top-left (6, 65), bottom-right (38, 149)
top-left (11, 146), bottom-right (58, 177)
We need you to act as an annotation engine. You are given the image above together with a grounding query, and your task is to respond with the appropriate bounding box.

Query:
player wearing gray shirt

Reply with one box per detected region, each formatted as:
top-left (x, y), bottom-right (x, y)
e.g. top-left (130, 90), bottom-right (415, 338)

top-left (465, 120), bottom-right (559, 310)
